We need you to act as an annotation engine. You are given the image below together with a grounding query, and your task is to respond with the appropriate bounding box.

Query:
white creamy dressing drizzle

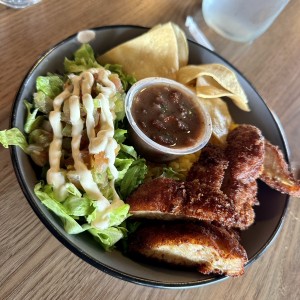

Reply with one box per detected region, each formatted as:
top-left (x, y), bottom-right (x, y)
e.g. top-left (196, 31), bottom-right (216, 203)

top-left (47, 67), bottom-right (125, 230)
top-left (47, 88), bottom-right (71, 200)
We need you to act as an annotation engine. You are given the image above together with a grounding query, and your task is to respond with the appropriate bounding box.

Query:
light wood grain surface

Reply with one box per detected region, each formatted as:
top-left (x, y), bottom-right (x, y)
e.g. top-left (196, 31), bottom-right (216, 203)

top-left (0, 0), bottom-right (299, 299)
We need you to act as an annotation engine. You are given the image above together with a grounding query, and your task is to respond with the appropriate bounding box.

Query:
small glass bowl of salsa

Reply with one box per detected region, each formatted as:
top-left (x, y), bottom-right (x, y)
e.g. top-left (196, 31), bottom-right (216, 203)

top-left (125, 77), bottom-right (212, 162)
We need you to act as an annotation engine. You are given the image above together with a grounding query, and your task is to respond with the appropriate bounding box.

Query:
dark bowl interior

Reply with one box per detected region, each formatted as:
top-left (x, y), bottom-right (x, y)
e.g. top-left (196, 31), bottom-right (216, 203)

top-left (10, 25), bottom-right (289, 289)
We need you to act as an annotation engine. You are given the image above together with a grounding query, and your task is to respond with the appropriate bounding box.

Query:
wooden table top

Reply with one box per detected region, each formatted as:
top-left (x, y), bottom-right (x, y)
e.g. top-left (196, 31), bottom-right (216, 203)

top-left (0, 1), bottom-right (299, 299)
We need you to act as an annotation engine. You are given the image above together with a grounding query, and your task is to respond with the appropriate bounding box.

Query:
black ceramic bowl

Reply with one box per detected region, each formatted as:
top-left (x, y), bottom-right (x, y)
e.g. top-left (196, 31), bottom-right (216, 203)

top-left (11, 25), bottom-right (289, 289)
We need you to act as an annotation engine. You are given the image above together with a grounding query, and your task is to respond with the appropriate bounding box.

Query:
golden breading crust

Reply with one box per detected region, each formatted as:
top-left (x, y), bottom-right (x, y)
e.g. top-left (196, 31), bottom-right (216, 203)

top-left (226, 124), bottom-right (265, 183)
top-left (127, 177), bottom-right (239, 228)
top-left (222, 180), bottom-right (259, 209)
top-left (187, 145), bottom-right (228, 189)
top-left (128, 221), bottom-right (248, 277)
top-left (125, 177), bottom-right (186, 216)
top-left (185, 180), bottom-right (237, 227)
top-left (127, 176), bottom-right (255, 230)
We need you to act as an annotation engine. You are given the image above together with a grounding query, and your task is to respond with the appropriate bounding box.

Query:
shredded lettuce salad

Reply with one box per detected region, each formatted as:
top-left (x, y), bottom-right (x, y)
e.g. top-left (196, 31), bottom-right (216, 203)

top-left (0, 44), bottom-right (147, 251)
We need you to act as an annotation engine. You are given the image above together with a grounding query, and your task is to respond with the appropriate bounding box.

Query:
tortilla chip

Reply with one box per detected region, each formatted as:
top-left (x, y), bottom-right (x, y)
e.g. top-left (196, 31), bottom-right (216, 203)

top-left (200, 97), bottom-right (233, 145)
top-left (177, 64), bottom-right (250, 111)
top-left (97, 22), bottom-right (188, 80)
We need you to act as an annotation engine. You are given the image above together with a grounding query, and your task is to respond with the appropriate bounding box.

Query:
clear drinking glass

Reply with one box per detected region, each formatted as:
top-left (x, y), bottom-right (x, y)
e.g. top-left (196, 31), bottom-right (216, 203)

top-left (0, 0), bottom-right (41, 9)
top-left (202, 0), bottom-right (289, 43)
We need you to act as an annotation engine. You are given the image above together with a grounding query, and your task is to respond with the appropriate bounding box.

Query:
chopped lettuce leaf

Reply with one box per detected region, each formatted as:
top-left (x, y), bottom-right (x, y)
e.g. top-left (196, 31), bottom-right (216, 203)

top-left (115, 157), bottom-right (134, 183)
top-left (93, 98), bottom-right (101, 109)
top-left (101, 183), bottom-right (114, 200)
top-left (28, 129), bottom-right (52, 145)
top-left (36, 74), bottom-right (64, 99)
top-left (88, 226), bottom-right (127, 251)
top-left (0, 128), bottom-right (29, 153)
top-left (64, 44), bottom-right (100, 73)
top-left (86, 209), bottom-right (97, 224)
top-left (160, 167), bottom-right (182, 180)
top-left (127, 220), bottom-right (141, 234)
top-left (118, 220), bottom-right (141, 253)
top-left (34, 183), bottom-right (87, 234)
top-left (63, 196), bottom-right (95, 217)
top-left (65, 183), bottom-right (82, 197)
top-left (92, 168), bottom-right (108, 186)
top-left (104, 64), bottom-right (136, 91)
top-left (108, 203), bottom-right (130, 227)
top-left (119, 159), bottom-right (147, 198)
top-left (112, 92), bottom-right (126, 121)
top-left (34, 182), bottom-right (129, 250)
top-left (62, 124), bottom-right (72, 137)
top-left (114, 129), bottom-right (127, 144)
top-left (24, 100), bottom-right (44, 134)
top-left (118, 144), bottom-right (137, 159)
top-left (91, 169), bottom-right (114, 200)
top-left (33, 91), bottom-right (53, 114)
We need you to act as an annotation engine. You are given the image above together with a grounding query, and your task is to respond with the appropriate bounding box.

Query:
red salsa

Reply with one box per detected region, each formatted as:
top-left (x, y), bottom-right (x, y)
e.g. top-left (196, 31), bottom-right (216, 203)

top-left (131, 84), bottom-right (205, 148)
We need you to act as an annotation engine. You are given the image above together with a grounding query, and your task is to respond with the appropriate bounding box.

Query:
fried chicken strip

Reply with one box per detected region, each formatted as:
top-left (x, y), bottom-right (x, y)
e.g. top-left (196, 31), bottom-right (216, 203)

top-left (128, 221), bottom-right (248, 277)
top-left (225, 124), bottom-right (265, 183)
top-left (260, 140), bottom-right (300, 197)
top-left (220, 124), bottom-right (263, 226)
top-left (187, 130), bottom-right (261, 229)
top-left (126, 177), bottom-right (239, 228)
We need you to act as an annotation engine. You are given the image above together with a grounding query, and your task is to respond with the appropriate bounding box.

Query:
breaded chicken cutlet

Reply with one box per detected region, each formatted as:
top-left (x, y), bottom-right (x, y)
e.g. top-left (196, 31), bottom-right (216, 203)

top-left (126, 124), bottom-right (300, 277)
top-left (225, 124), bottom-right (265, 183)
top-left (128, 221), bottom-right (248, 277)
top-left (127, 125), bottom-right (264, 229)
top-left (127, 177), bottom-right (239, 227)
top-left (221, 124), bottom-right (263, 225)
